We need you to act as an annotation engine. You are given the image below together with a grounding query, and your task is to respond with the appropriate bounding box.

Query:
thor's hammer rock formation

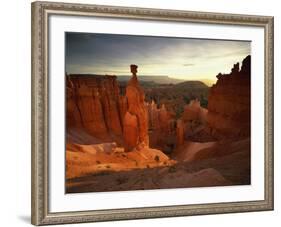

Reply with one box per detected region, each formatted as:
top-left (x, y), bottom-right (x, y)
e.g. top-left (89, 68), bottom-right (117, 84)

top-left (123, 65), bottom-right (149, 151)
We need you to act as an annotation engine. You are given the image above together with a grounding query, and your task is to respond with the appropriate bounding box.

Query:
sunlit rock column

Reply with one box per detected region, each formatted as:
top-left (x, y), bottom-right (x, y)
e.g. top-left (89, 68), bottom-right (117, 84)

top-left (123, 64), bottom-right (149, 151)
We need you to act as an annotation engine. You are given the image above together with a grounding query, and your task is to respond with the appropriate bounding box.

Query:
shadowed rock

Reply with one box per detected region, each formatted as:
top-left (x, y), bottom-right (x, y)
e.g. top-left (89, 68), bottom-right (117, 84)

top-left (176, 119), bottom-right (185, 147)
top-left (207, 55), bottom-right (251, 138)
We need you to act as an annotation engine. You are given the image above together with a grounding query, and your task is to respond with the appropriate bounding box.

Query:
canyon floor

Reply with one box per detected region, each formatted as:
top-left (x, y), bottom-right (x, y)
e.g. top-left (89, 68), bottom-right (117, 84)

top-left (66, 128), bottom-right (250, 193)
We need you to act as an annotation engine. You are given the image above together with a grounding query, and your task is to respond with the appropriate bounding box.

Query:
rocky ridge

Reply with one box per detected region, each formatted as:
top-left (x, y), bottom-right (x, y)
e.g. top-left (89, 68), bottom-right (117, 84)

top-left (66, 74), bottom-right (125, 142)
top-left (207, 55), bottom-right (251, 138)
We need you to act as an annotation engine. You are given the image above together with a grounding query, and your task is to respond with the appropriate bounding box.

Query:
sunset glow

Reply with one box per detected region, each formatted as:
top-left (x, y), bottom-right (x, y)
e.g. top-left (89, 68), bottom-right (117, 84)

top-left (66, 33), bottom-right (251, 85)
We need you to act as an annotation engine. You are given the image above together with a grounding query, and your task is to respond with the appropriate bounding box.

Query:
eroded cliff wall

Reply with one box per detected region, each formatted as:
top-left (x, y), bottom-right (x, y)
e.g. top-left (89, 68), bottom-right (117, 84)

top-left (66, 66), bottom-right (150, 152)
top-left (207, 55), bottom-right (251, 137)
top-left (66, 75), bottom-right (125, 141)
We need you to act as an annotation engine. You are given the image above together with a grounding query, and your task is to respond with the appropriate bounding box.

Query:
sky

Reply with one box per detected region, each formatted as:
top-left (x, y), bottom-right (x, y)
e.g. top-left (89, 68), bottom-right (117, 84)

top-left (65, 32), bottom-right (250, 84)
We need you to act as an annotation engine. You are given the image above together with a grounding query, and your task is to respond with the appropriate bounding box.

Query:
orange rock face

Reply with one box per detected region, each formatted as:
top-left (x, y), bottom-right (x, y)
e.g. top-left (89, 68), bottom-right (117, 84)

top-left (146, 100), bottom-right (159, 130)
top-left (118, 95), bottom-right (128, 126)
top-left (67, 66), bottom-right (150, 152)
top-left (100, 77), bottom-right (123, 136)
top-left (123, 65), bottom-right (149, 151)
top-left (123, 112), bottom-right (139, 151)
top-left (146, 101), bottom-right (176, 152)
top-left (176, 119), bottom-right (185, 147)
top-left (147, 101), bottom-right (175, 134)
top-left (182, 99), bottom-right (208, 124)
top-left (207, 55), bottom-right (251, 137)
top-left (163, 99), bottom-right (208, 145)
top-left (66, 75), bottom-right (125, 140)
top-left (159, 104), bottom-right (174, 134)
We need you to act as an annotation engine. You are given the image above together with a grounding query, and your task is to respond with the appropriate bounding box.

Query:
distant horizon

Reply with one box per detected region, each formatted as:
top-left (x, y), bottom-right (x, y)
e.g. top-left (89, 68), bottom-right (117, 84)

top-left (66, 73), bottom-right (215, 86)
top-left (66, 32), bottom-right (250, 84)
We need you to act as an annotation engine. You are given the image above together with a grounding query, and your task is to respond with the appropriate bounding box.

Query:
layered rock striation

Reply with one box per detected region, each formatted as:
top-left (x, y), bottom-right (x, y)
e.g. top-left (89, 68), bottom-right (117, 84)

top-left (67, 65), bottom-right (150, 152)
top-left (182, 99), bottom-right (208, 124)
top-left (174, 99), bottom-right (208, 146)
top-left (66, 74), bottom-right (126, 141)
top-left (207, 55), bottom-right (251, 137)
top-left (146, 101), bottom-right (175, 135)
top-left (146, 101), bottom-right (176, 153)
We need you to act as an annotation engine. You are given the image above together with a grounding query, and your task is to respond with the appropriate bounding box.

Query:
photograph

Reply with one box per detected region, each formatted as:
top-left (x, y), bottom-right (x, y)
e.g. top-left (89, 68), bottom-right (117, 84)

top-left (31, 2), bottom-right (273, 224)
top-left (65, 33), bottom-right (251, 193)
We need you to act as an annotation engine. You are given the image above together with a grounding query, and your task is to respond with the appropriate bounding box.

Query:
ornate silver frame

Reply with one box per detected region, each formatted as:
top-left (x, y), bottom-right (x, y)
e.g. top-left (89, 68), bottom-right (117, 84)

top-left (31, 1), bottom-right (274, 225)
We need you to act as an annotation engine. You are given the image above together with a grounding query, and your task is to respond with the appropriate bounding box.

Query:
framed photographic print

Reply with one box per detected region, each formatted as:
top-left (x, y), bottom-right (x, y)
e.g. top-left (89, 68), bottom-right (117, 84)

top-left (31, 1), bottom-right (274, 225)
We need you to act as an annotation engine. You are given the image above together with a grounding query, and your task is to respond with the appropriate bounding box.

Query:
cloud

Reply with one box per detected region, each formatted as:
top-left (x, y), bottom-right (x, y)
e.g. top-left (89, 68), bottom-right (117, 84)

top-left (183, 63), bottom-right (195, 67)
top-left (65, 33), bottom-right (251, 81)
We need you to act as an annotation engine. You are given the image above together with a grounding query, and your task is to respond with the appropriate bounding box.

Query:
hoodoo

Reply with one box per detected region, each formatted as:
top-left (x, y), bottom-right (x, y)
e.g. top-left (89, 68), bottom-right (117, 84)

top-left (123, 65), bottom-right (149, 151)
